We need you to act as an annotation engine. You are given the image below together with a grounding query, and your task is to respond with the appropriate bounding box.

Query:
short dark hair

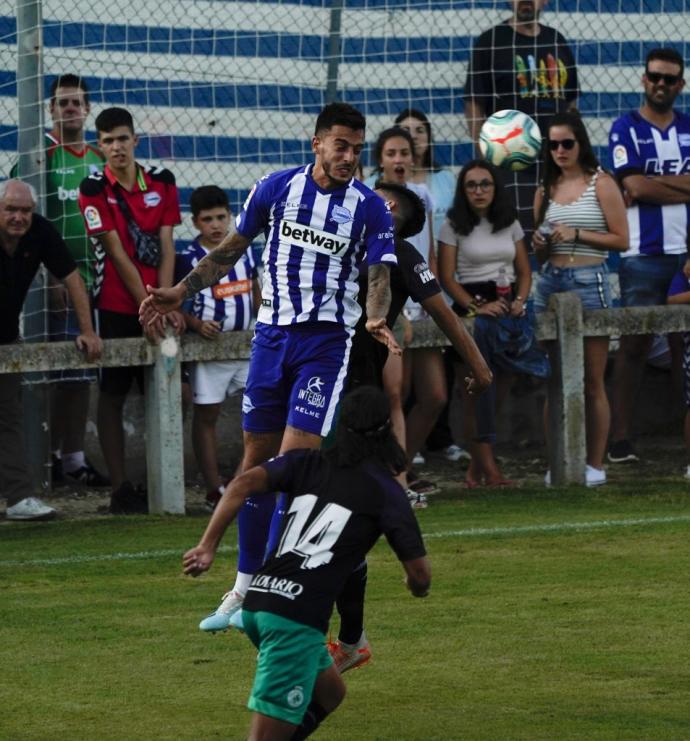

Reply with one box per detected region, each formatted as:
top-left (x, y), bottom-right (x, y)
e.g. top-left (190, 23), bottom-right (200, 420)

top-left (447, 159), bottom-right (516, 236)
top-left (646, 47), bottom-right (685, 78)
top-left (190, 185), bottom-right (230, 217)
top-left (374, 179), bottom-right (426, 240)
top-left (326, 386), bottom-right (407, 474)
top-left (372, 127), bottom-right (416, 176)
top-left (314, 102), bottom-right (366, 136)
top-left (50, 74), bottom-right (90, 105)
top-left (394, 108), bottom-right (438, 171)
top-left (95, 107), bottom-right (134, 135)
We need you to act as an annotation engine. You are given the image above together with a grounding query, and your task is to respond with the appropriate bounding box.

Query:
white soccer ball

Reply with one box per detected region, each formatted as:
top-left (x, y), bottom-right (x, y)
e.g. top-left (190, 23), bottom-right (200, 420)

top-left (478, 109), bottom-right (542, 171)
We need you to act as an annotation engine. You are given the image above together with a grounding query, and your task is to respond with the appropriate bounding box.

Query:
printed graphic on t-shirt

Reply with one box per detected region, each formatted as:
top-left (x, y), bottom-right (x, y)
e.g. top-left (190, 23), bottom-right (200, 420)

top-left (514, 53), bottom-right (569, 100)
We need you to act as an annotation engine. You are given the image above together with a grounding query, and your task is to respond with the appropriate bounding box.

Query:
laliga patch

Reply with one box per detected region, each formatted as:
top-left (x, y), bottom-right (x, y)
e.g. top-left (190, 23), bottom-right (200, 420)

top-left (84, 206), bottom-right (102, 230)
top-left (330, 204), bottom-right (352, 224)
top-left (143, 192), bottom-right (161, 208)
top-left (612, 144), bottom-right (628, 168)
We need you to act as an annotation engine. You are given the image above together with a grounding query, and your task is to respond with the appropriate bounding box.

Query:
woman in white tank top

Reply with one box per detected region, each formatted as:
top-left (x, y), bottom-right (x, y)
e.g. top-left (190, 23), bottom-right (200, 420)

top-left (533, 111), bottom-right (628, 487)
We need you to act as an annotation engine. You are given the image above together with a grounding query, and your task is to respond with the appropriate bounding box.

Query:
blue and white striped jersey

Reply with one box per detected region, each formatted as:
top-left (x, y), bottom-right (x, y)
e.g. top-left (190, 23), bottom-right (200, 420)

top-left (236, 164), bottom-right (396, 327)
top-left (176, 237), bottom-right (257, 332)
top-left (609, 110), bottom-right (690, 257)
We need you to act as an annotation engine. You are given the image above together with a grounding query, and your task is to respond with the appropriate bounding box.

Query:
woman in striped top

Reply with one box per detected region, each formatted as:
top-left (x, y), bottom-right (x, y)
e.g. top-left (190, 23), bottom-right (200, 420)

top-left (533, 111), bottom-right (629, 487)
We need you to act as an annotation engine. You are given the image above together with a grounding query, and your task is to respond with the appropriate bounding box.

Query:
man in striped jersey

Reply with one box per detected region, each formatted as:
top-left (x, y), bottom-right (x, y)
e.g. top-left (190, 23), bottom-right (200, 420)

top-left (140, 102), bottom-right (401, 627)
top-left (608, 48), bottom-right (690, 464)
top-left (176, 185), bottom-right (261, 511)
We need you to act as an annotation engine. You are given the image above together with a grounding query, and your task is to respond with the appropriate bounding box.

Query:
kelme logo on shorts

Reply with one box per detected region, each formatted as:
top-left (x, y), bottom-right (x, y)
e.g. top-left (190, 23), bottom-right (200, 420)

top-left (242, 394), bottom-right (255, 414)
top-left (280, 220), bottom-right (349, 257)
top-left (287, 685), bottom-right (304, 708)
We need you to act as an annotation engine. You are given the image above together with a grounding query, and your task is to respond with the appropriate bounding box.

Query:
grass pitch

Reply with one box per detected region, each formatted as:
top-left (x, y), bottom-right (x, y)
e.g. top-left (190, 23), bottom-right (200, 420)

top-left (2, 481), bottom-right (690, 740)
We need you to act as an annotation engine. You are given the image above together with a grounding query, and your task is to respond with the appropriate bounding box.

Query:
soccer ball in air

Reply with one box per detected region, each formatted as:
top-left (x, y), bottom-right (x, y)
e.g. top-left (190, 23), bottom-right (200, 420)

top-left (478, 110), bottom-right (542, 171)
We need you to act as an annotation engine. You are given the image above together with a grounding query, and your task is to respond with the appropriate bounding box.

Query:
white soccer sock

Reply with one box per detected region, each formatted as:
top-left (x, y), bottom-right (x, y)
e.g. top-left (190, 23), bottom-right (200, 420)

top-left (62, 451), bottom-right (86, 473)
top-left (232, 571), bottom-right (253, 597)
top-left (340, 630), bottom-right (367, 650)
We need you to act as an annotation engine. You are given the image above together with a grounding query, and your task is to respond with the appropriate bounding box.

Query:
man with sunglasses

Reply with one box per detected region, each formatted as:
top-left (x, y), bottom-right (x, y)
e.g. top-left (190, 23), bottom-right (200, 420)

top-left (608, 48), bottom-right (690, 464)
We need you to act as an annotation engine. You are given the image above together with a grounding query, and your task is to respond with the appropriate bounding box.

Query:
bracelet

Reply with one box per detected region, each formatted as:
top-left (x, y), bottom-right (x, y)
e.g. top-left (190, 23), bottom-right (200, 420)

top-left (514, 295), bottom-right (524, 303)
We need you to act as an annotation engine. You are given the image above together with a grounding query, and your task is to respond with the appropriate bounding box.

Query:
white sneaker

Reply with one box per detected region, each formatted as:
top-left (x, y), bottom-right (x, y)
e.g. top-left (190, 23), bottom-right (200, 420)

top-left (406, 488), bottom-right (428, 509)
top-left (6, 497), bottom-right (56, 521)
top-left (198, 589), bottom-right (244, 632)
top-left (444, 444), bottom-right (471, 462)
top-left (412, 452), bottom-right (425, 466)
top-left (685, 465), bottom-right (690, 481)
top-left (585, 465), bottom-right (606, 488)
top-left (544, 470), bottom-right (551, 487)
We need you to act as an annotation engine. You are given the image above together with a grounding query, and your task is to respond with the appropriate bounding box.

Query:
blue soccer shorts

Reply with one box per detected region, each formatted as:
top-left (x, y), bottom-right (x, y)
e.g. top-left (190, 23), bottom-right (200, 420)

top-left (242, 321), bottom-right (352, 437)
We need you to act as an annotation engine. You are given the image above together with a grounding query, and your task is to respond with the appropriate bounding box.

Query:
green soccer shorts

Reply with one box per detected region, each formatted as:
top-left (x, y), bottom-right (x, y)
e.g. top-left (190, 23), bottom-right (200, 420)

top-left (243, 610), bottom-right (333, 725)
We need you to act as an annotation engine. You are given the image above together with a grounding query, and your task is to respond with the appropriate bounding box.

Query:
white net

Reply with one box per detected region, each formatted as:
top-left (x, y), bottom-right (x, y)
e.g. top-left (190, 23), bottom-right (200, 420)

top-left (1, 0), bottom-right (690, 340)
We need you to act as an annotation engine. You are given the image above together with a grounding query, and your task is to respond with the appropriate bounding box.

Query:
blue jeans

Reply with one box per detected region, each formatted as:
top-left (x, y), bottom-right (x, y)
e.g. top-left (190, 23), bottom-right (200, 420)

top-left (534, 262), bottom-right (611, 313)
top-left (618, 254), bottom-right (687, 307)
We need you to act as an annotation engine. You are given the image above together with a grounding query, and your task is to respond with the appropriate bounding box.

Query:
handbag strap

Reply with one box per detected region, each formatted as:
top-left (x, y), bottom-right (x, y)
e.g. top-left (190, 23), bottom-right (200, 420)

top-left (112, 186), bottom-right (135, 224)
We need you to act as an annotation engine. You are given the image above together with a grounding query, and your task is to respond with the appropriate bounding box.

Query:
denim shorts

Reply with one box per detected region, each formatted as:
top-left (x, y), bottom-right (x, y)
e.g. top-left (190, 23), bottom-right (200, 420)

top-left (533, 262), bottom-right (611, 313)
top-left (618, 254), bottom-right (687, 307)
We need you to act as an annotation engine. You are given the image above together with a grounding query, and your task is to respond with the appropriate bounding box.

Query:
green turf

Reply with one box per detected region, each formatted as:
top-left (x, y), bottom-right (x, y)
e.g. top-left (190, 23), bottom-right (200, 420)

top-left (2, 483), bottom-right (690, 740)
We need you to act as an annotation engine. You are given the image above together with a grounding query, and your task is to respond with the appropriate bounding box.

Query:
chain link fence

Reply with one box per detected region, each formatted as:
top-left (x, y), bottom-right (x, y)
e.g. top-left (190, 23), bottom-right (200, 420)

top-left (1, 0), bottom-right (689, 328)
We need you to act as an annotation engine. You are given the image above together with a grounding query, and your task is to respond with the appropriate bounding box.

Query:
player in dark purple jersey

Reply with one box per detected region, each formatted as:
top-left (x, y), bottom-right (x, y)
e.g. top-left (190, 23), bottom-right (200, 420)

top-left (183, 386), bottom-right (431, 741)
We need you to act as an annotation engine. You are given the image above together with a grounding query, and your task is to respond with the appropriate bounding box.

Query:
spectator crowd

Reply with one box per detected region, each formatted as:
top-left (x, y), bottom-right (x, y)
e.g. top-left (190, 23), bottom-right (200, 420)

top-left (3, 0), bottom-right (690, 521)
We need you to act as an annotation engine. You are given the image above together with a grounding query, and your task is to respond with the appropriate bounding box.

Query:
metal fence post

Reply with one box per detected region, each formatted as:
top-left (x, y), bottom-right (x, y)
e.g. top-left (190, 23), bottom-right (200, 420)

top-left (547, 292), bottom-right (587, 485)
top-left (144, 331), bottom-right (184, 514)
top-left (16, 0), bottom-right (50, 493)
top-left (325, 0), bottom-right (343, 103)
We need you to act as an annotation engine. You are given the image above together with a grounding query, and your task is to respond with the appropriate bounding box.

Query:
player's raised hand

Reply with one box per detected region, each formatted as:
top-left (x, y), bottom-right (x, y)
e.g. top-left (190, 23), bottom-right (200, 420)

top-left (366, 317), bottom-right (402, 356)
top-left (183, 544), bottom-right (215, 577)
top-left (139, 283), bottom-right (186, 327)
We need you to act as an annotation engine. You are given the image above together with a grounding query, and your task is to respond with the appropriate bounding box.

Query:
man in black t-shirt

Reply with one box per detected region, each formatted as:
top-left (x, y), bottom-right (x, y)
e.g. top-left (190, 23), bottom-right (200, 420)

top-left (0, 180), bottom-right (101, 521)
top-left (183, 386), bottom-right (431, 741)
top-left (464, 0), bottom-right (579, 242)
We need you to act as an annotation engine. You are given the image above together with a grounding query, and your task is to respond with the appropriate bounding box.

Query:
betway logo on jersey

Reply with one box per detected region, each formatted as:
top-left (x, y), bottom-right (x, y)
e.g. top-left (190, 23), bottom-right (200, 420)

top-left (280, 220), bottom-right (350, 256)
top-left (249, 575), bottom-right (304, 600)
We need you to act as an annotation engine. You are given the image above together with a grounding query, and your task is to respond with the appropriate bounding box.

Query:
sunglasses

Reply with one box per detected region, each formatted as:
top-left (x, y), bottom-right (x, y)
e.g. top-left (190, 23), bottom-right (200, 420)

top-left (465, 179), bottom-right (494, 192)
top-left (549, 138), bottom-right (577, 151)
top-left (645, 71), bottom-right (682, 86)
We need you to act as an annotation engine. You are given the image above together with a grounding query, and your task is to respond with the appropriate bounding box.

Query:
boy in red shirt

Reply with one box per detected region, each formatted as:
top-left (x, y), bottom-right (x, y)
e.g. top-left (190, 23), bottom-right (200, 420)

top-left (79, 106), bottom-right (182, 514)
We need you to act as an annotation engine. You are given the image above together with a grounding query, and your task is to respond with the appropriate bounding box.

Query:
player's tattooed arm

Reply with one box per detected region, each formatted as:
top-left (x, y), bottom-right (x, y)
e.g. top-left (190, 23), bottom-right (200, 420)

top-left (182, 232), bottom-right (252, 299)
top-left (365, 263), bottom-right (401, 356)
top-left (365, 263), bottom-right (392, 321)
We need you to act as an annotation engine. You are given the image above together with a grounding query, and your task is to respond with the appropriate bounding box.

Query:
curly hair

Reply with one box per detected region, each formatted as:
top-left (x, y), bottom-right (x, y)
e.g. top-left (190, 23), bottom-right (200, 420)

top-left (325, 386), bottom-right (407, 474)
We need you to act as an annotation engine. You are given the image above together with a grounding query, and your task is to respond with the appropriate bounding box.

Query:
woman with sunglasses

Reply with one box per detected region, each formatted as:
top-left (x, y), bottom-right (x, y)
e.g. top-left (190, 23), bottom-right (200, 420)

top-left (533, 111), bottom-right (629, 487)
top-left (438, 159), bottom-right (535, 487)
